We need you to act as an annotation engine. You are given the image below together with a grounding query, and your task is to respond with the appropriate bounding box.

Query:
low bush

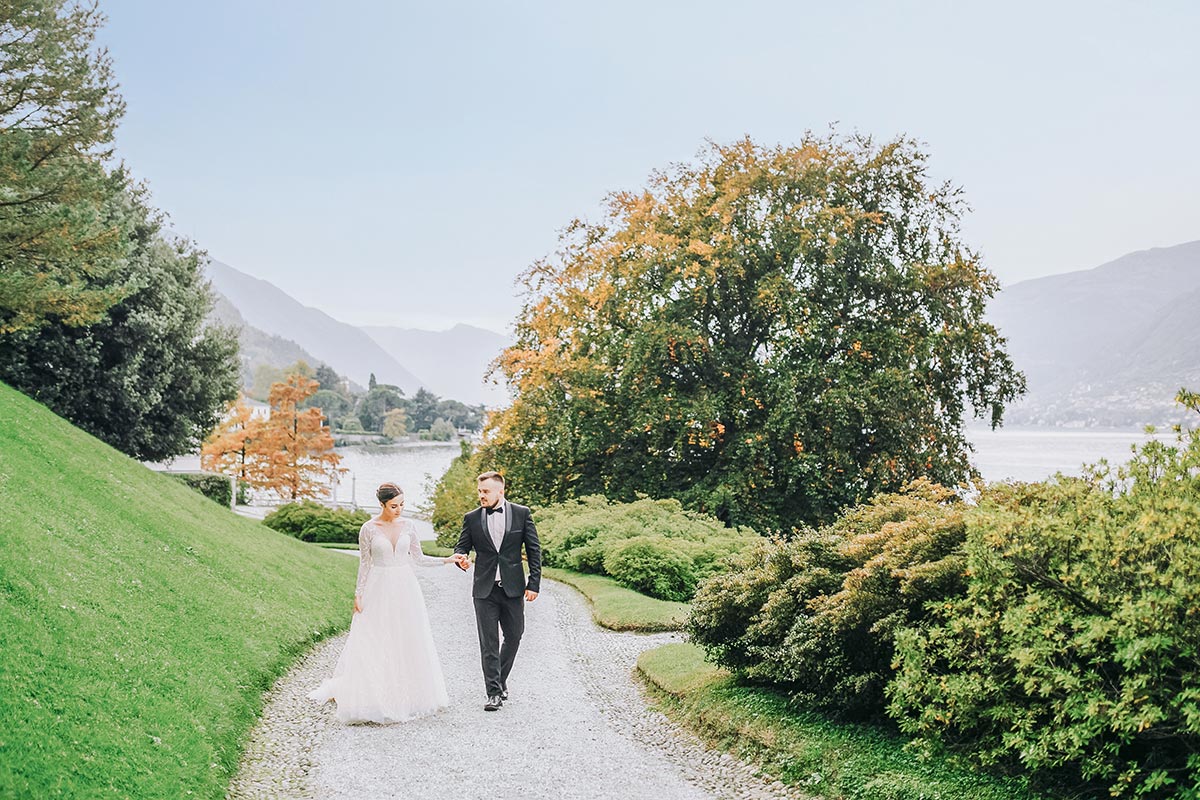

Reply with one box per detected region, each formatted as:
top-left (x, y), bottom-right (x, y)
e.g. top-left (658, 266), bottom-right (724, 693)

top-left (429, 441), bottom-right (480, 548)
top-left (687, 479), bottom-right (969, 719)
top-left (263, 501), bottom-right (370, 543)
top-left (888, 428), bottom-right (1200, 799)
top-left (537, 495), bottom-right (758, 601)
top-left (163, 471), bottom-right (233, 507)
top-left (603, 536), bottom-right (698, 602)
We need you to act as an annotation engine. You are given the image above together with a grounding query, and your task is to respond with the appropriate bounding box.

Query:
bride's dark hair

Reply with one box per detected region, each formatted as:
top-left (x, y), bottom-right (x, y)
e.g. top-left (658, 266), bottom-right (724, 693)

top-left (376, 482), bottom-right (404, 504)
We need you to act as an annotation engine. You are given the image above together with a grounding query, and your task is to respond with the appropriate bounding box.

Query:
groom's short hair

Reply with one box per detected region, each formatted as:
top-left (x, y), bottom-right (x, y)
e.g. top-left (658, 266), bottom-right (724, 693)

top-left (477, 471), bottom-right (505, 486)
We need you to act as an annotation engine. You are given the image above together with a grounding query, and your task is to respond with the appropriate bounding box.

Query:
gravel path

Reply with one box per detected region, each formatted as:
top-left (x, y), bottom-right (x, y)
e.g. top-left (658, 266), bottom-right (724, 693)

top-left (227, 560), bottom-right (807, 800)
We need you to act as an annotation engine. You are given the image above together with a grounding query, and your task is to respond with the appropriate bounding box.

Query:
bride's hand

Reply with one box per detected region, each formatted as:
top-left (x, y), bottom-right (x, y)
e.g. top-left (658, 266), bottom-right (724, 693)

top-left (353, 595), bottom-right (363, 614)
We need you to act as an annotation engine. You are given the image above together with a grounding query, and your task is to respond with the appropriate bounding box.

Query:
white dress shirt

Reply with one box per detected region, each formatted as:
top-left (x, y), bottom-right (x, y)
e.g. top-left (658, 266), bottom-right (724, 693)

top-left (485, 500), bottom-right (507, 583)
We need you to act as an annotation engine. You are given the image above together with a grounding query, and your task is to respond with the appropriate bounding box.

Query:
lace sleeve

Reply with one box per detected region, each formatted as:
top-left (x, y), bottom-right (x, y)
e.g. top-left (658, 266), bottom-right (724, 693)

top-left (406, 522), bottom-right (445, 567)
top-left (355, 522), bottom-right (373, 597)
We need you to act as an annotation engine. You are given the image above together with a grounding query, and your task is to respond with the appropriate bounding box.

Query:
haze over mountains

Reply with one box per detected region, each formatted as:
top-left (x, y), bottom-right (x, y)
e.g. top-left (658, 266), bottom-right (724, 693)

top-left (205, 240), bottom-right (1200, 426)
top-left (204, 261), bottom-right (510, 407)
top-left (988, 240), bottom-right (1200, 428)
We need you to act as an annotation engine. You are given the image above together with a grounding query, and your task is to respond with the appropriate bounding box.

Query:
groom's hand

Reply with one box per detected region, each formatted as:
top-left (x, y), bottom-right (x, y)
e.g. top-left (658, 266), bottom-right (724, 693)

top-left (452, 553), bottom-right (470, 571)
top-left (524, 590), bottom-right (538, 602)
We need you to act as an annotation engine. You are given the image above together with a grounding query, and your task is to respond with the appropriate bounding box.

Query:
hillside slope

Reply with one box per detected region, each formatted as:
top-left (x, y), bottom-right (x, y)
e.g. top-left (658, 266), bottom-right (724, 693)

top-left (206, 260), bottom-right (426, 393)
top-left (0, 382), bottom-right (356, 798)
top-left (989, 240), bottom-right (1200, 426)
top-left (208, 291), bottom-right (324, 388)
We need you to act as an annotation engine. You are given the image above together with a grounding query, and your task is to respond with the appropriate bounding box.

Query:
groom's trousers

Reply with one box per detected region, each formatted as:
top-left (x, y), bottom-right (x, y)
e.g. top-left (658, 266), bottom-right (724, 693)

top-left (473, 582), bottom-right (525, 697)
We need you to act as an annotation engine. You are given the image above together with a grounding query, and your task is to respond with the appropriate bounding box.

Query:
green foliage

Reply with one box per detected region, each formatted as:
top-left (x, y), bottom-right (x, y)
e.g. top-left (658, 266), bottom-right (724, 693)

top-left (406, 386), bottom-right (441, 431)
top-left (603, 537), bottom-right (698, 601)
top-left (434, 397), bottom-right (485, 432)
top-left (484, 133), bottom-right (1024, 533)
top-left (0, 0), bottom-right (131, 333)
top-left (314, 363), bottom-right (342, 393)
top-left (637, 643), bottom-right (1045, 800)
top-left (430, 440), bottom-right (480, 547)
top-left (339, 415), bottom-right (364, 432)
top-left (163, 472), bottom-right (233, 507)
top-left (0, 186), bottom-right (240, 461)
top-left (420, 417), bottom-right (455, 441)
top-left (0, 380), bottom-right (356, 799)
top-left (383, 407), bottom-right (408, 437)
top-left (537, 495), bottom-right (758, 601)
top-left (688, 480), bottom-right (969, 718)
top-left (355, 385), bottom-right (404, 432)
top-left (250, 360), bottom-right (312, 402)
top-left (262, 501), bottom-right (370, 544)
top-left (301, 388), bottom-right (350, 423)
top-left (543, 567), bottom-right (689, 631)
top-left (888, 424), bottom-right (1200, 799)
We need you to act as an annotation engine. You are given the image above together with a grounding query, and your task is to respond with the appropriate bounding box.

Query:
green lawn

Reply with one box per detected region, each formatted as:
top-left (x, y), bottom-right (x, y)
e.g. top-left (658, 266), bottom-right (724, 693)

top-left (637, 643), bottom-right (1049, 800)
top-left (543, 567), bottom-right (689, 632)
top-left (0, 381), bottom-right (357, 799)
top-left (404, 547), bottom-right (686, 632)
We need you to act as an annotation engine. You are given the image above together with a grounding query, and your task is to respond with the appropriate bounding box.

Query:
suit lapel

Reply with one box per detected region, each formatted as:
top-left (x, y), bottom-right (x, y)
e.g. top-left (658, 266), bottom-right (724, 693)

top-left (477, 508), bottom-right (496, 552)
top-left (499, 503), bottom-right (517, 550)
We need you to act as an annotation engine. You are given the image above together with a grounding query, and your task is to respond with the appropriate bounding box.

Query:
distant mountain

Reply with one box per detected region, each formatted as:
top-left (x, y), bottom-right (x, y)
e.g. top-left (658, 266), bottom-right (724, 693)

top-left (205, 261), bottom-right (425, 394)
top-left (207, 291), bottom-right (324, 388)
top-left (362, 324), bottom-right (510, 407)
top-left (989, 240), bottom-right (1200, 427)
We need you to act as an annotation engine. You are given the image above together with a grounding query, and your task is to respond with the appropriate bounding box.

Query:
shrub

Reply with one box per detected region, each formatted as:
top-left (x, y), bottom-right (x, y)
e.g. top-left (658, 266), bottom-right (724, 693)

top-left (429, 441), bottom-right (480, 548)
top-left (688, 479), bottom-right (969, 719)
top-left (603, 536), bottom-right (698, 601)
top-left (536, 495), bottom-right (758, 600)
top-left (263, 501), bottom-right (370, 543)
top-left (339, 415), bottom-right (364, 432)
top-left (163, 472), bottom-right (233, 508)
top-left (888, 429), bottom-right (1200, 799)
top-left (424, 417), bottom-right (455, 441)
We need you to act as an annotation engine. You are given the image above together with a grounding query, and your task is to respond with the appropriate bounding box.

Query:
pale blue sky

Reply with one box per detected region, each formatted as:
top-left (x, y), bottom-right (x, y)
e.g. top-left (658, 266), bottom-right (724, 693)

top-left (98, 0), bottom-right (1199, 333)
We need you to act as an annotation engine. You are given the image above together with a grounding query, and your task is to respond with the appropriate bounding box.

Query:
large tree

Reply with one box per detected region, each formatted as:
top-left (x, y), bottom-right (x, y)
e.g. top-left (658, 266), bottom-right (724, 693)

top-left (483, 135), bottom-right (1024, 532)
top-left (0, 186), bottom-right (240, 461)
top-left (0, 0), bottom-right (130, 332)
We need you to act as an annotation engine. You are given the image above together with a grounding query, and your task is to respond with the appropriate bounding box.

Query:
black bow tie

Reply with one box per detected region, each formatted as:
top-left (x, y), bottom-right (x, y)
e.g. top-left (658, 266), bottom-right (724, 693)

top-left (485, 506), bottom-right (503, 515)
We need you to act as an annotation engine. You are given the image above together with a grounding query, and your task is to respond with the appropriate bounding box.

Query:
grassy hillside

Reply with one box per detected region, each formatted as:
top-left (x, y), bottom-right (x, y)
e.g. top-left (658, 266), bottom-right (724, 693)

top-left (0, 381), bottom-right (356, 798)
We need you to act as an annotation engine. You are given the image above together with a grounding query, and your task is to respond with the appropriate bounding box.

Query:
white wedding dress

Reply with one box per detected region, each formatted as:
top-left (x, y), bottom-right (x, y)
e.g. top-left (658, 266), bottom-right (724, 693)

top-left (308, 518), bottom-right (450, 724)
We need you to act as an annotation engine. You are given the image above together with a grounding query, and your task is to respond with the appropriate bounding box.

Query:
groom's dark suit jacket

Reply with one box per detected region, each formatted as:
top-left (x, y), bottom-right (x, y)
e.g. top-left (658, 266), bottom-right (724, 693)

top-left (455, 502), bottom-right (542, 599)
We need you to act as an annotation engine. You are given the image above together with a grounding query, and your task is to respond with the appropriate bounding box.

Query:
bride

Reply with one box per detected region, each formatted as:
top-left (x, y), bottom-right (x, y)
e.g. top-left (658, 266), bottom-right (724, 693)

top-left (308, 482), bottom-right (456, 723)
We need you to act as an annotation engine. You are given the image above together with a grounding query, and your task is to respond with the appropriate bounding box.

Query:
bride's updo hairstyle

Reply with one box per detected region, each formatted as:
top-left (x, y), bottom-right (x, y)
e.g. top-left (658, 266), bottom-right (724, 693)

top-left (376, 482), bottom-right (404, 504)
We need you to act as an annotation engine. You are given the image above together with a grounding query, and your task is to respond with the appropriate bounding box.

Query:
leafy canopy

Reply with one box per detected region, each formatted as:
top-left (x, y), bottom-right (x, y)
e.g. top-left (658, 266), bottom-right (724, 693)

top-left (0, 0), bottom-right (130, 332)
top-left (483, 134), bottom-right (1024, 531)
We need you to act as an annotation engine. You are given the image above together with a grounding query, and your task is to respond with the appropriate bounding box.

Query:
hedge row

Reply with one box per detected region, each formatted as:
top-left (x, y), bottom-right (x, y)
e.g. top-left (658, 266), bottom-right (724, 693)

top-left (262, 501), bottom-right (370, 543)
top-left (538, 495), bottom-right (759, 601)
top-left (689, 427), bottom-right (1200, 799)
top-left (163, 472), bottom-right (233, 508)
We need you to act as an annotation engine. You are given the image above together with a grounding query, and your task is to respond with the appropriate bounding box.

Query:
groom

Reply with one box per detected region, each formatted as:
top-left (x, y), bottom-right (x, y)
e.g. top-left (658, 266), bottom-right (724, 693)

top-left (452, 471), bottom-right (541, 711)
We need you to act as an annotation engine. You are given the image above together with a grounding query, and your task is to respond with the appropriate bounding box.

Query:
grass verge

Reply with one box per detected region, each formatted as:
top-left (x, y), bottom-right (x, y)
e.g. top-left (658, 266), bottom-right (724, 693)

top-left (637, 643), bottom-right (1050, 800)
top-left (543, 567), bottom-right (689, 632)
top-left (408, 544), bottom-right (686, 631)
top-left (0, 381), bottom-right (357, 799)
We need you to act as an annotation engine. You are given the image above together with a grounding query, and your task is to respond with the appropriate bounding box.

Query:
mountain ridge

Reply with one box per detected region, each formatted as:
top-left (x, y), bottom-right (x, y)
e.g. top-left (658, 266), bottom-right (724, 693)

top-left (989, 239), bottom-right (1200, 427)
top-left (205, 260), bottom-right (510, 406)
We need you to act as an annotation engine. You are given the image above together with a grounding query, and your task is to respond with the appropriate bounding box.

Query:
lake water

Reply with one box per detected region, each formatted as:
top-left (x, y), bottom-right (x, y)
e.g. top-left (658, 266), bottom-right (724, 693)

top-left (967, 427), bottom-right (1177, 483)
top-left (326, 429), bottom-right (1182, 513)
top-left (331, 443), bottom-right (462, 510)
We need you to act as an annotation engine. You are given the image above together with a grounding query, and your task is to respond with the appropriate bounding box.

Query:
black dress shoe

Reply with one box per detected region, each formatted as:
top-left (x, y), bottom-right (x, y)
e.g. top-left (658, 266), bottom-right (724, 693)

top-left (484, 695), bottom-right (503, 711)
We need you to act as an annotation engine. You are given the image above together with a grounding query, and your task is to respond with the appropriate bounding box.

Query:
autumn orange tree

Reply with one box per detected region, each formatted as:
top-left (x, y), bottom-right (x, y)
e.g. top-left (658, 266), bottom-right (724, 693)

top-left (202, 375), bottom-right (343, 501)
top-left (256, 374), bottom-right (343, 501)
top-left (201, 395), bottom-right (265, 489)
top-left (482, 134), bottom-right (1025, 532)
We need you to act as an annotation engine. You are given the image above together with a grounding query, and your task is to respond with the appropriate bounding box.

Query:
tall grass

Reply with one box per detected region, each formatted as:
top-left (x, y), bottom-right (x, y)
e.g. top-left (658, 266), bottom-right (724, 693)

top-left (0, 381), bottom-right (356, 798)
